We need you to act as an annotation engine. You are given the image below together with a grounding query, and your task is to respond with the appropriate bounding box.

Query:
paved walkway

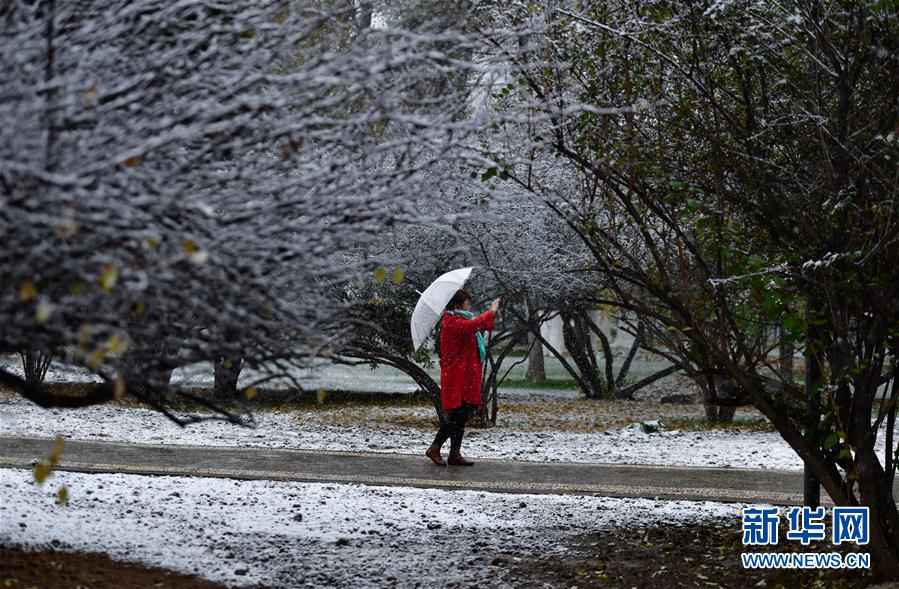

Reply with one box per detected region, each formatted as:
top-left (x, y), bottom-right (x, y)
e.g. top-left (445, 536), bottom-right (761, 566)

top-left (0, 435), bottom-right (829, 505)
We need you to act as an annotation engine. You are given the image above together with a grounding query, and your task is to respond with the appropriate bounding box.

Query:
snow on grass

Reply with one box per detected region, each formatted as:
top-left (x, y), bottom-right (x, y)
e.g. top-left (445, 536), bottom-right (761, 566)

top-left (0, 468), bottom-right (743, 588)
top-left (0, 397), bottom-right (802, 470)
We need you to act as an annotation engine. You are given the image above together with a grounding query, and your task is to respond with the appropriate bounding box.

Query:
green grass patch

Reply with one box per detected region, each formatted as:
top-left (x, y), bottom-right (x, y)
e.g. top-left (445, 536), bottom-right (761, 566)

top-left (498, 378), bottom-right (580, 390)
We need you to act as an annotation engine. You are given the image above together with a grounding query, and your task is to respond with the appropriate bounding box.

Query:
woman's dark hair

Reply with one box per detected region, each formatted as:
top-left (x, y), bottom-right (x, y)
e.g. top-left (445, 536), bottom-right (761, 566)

top-left (447, 289), bottom-right (472, 310)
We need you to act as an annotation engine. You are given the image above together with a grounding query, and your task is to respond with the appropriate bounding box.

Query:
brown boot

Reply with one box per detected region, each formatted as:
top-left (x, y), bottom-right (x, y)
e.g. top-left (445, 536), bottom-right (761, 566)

top-left (447, 454), bottom-right (474, 466)
top-left (426, 446), bottom-right (446, 466)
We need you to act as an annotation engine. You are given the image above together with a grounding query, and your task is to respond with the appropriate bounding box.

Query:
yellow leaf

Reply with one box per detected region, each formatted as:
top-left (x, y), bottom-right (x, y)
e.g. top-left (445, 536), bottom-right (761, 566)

top-left (83, 85), bottom-right (97, 102)
top-left (33, 460), bottom-right (51, 485)
top-left (49, 436), bottom-right (64, 466)
top-left (99, 265), bottom-right (118, 292)
top-left (145, 238), bottom-right (160, 250)
top-left (35, 300), bottom-right (54, 323)
top-left (183, 240), bottom-right (208, 264)
top-left (373, 267), bottom-right (386, 283)
top-left (123, 155), bottom-right (143, 168)
top-left (56, 486), bottom-right (69, 506)
top-left (316, 388), bottom-right (327, 405)
top-left (70, 281), bottom-right (85, 296)
top-left (105, 334), bottom-right (128, 355)
top-left (392, 268), bottom-right (405, 284)
top-left (19, 281), bottom-right (37, 302)
top-left (244, 387), bottom-right (257, 400)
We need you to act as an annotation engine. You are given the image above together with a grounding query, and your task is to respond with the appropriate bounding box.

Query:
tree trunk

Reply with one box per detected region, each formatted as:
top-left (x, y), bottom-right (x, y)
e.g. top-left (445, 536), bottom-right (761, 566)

top-left (615, 321), bottom-right (643, 389)
top-left (475, 335), bottom-right (518, 427)
top-left (340, 349), bottom-right (445, 424)
top-left (518, 310), bottom-right (594, 398)
top-left (561, 310), bottom-right (605, 398)
top-left (702, 375), bottom-right (737, 423)
top-left (19, 349), bottom-right (53, 387)
top-left (716, 403), bottom-right (737, 422)
top-left (584, 314), bottom-right (616, 395)
top-left (524, 299), bottom-right (546, 383)
top-left (853, 432), bottom-right (899, 580)
top-left (354, 0), bottom-right (373, 32)
top-left (526, 329), bottom-right (546, 383)
top-left (213, 357), bottom-right (243, 400)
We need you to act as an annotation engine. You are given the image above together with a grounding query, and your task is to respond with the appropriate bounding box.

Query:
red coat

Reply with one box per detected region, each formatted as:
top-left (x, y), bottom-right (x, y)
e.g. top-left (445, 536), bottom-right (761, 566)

top-left (439, 310), bottom-right (495, 411)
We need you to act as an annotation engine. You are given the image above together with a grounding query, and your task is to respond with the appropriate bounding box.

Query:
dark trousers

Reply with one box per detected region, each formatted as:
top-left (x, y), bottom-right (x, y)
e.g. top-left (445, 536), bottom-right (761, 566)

top-left (431, 404), bottom-right (474, 456)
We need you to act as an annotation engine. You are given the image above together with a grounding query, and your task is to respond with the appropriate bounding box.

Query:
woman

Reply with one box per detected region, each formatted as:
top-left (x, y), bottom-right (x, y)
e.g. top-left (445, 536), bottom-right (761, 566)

top-left (426, 289), bottom-right (500, 466)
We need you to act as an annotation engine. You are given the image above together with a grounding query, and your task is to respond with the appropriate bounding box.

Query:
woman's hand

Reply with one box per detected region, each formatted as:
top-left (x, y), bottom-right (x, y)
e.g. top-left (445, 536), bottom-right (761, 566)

top-left (489, 298), bottom-right (501, 313)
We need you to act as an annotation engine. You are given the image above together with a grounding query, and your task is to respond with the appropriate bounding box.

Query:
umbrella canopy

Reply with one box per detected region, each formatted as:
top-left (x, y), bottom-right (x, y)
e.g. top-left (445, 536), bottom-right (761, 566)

top-left (410, 267), bottom-right (473, 352)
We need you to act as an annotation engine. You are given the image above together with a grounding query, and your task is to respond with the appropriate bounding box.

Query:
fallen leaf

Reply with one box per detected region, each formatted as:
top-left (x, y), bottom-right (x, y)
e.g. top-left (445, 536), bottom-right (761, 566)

top-left (33, 460), bottom-right (52, 484)
top-left (56, 486), bottom-right (69, 506)
top-left (98, 265), bottom-right (118, 292)
top-left (18, 281), bottom-right (36, 302)
top-left (35, 300), bottom-right (54, 323)
top-left (122, 155), bottom-right (142, 167)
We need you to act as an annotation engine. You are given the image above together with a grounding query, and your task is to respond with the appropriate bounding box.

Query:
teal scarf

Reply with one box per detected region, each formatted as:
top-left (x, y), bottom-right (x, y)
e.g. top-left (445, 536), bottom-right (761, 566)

top-left (448, 310), bottom-right (487, 363)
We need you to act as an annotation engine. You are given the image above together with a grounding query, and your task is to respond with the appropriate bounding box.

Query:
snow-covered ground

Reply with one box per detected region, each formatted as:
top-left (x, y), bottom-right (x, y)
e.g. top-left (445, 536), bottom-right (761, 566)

top-left (4, 363), bottom-right (887, 587)
top-left (0, 397), bottom-right (803, 470)
top-left (1, 468), bottom-right (743, 588)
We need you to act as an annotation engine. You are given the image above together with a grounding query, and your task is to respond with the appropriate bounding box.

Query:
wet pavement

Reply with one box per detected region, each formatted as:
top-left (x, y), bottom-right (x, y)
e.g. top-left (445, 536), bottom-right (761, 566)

top-left (0, 435), bottom-right (842, 505)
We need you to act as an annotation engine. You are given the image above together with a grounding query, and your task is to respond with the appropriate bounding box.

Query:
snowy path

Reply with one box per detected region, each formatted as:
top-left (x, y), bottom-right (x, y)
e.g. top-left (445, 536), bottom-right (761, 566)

top-left (0, 436), bottom-right (815, 505)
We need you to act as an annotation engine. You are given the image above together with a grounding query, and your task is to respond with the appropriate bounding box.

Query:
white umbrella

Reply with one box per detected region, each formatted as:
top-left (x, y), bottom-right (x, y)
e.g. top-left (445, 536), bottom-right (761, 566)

top-left (410, 267), bottom-right (473, 352)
